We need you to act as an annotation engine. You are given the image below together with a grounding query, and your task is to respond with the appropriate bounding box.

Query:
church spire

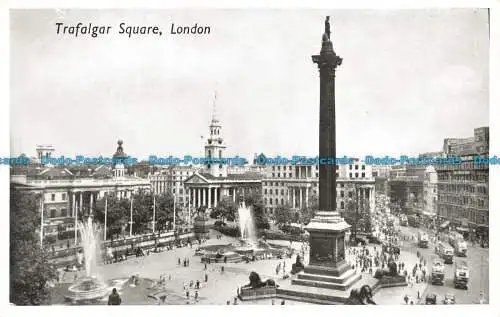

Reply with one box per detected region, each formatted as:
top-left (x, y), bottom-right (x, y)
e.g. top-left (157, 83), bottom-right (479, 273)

top-left (211, 91), bottom-right (218, 123)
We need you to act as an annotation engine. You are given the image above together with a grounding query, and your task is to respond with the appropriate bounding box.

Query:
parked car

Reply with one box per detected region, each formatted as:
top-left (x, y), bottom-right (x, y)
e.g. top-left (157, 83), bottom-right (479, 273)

top-left (443, 294), bottom-right (456, 305)
top-left (425, 293), bottom-right (437, 305)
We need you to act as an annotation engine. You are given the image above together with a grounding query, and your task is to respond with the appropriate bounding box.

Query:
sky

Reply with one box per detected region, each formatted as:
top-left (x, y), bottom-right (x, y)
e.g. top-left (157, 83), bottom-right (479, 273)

top-left (10, 9), bottom-right (489, 161)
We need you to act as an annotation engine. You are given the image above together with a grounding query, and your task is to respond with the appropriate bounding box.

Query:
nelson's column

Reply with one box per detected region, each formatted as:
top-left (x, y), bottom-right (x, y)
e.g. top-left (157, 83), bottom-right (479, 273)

top-left (286, 17), bottom-right (376, 303)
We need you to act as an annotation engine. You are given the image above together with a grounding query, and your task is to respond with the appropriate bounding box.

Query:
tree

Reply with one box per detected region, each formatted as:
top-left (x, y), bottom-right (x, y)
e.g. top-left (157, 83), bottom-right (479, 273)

top-left (210, 196), bottom-right (238, 222)
top-left (300, 194), bottom-right (318, 225)
top-left (244, 191), bottom-right (269, 229)
top-left (274, 205), bottom-right (293, 228)
top-left (154, 192), bottom-right (175, 231)
top-left (94, 194), bottom-right (129, 239)
top-left (10, 188), bottom-right (57, 305)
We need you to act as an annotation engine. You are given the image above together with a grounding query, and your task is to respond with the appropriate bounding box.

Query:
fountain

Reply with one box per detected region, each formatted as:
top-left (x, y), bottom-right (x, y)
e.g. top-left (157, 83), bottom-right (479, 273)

top-left (199, 201), bottom-right (281, 263)
top-left (65, 217), bottom-right (109, 303)
top-left (237, 201), bottom-right (258, 247)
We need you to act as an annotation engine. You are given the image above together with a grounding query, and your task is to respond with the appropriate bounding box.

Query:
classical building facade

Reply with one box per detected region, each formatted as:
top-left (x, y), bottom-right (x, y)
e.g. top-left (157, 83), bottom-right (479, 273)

top-left (10, 141), bottom-right (151, 242)
top-left (262, 162), bottom-right (375, 216)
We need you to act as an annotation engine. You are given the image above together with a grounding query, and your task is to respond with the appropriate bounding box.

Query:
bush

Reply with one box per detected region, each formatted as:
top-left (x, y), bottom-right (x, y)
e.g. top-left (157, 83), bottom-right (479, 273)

top-left (262, 229), bottom-right (307, 242)
top-left (214, 225), bottom-right (240, 238)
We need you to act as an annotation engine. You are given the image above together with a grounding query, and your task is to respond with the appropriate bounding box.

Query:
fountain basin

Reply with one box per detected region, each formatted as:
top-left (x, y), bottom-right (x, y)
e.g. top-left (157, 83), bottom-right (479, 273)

top-left (65, 277), bottom-right (109, 303)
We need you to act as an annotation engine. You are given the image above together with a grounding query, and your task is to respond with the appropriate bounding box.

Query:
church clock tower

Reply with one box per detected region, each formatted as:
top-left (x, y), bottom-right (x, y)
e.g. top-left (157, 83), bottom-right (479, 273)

top-left (204, 93), bottom-right (227, 178)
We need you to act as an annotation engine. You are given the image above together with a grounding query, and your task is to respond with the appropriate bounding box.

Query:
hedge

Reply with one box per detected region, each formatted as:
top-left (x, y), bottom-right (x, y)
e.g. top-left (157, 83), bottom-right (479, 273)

top-left (213, 225), bottom-right (240, 238)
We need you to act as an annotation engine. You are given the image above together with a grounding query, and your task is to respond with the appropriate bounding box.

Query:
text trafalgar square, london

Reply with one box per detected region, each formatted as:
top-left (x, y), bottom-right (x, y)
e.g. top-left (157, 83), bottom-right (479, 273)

top-left (55, 22), bottom-right (211, 38)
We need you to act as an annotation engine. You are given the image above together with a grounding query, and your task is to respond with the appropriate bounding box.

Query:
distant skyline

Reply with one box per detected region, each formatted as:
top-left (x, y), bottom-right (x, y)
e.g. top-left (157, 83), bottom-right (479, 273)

top-left (10, 9), bottom-right (489, 161)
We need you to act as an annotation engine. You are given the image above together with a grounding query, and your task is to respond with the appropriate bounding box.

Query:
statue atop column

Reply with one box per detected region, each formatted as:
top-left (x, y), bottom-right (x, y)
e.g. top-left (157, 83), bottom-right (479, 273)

top-left (325, 16), bottom-right (331, 40)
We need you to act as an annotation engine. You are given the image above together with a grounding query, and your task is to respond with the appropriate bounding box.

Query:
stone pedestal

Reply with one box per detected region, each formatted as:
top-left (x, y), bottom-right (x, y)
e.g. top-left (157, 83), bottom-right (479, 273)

top-left (292, 211), bottom-right (361, 291)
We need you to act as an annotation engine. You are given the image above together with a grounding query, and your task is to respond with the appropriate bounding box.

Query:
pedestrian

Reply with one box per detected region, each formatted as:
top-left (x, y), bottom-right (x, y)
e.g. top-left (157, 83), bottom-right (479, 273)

top-left (404, 294), bottom-right (409, 304)
top-left (233, 297), bottom-right (238, 305)
top-left (186, 290), bottom-right (190, 299)
top-left (196, 280), bottom-right (200, 289)
top-left (205, 273), bottom-right (208, 282)
top-left (281, 300), bottom-right (285, 305)
top-left (108, 288), bottom-right (122, 305)
top-left (195, 290), bottom-right (199, 301)
top-left (205, 263), bottom-right (207, 270)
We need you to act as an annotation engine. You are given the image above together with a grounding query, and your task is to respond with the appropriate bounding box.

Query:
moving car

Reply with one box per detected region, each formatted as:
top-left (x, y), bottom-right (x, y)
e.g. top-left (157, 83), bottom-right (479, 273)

top-left (443, 294), bottom-right (456, 305)
top-left (425, 293), bottom-right (437, 305)
top-left (449, 232), bottom-right (467, 257)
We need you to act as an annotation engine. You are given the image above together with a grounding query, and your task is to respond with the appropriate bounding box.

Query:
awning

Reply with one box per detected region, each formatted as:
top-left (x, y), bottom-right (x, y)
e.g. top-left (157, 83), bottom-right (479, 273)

top-left (440, 221), bottom-right (450, 229)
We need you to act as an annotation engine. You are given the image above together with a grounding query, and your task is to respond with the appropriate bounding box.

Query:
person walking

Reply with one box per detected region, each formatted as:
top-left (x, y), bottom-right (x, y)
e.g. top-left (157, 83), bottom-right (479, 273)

top-left (108, 288), bottom-right (122, 305)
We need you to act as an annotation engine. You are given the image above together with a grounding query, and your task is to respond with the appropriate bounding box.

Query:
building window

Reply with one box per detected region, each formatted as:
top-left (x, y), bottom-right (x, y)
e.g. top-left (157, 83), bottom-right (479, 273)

top-left (341, 191), bottom-right (344, 198)
top-left (349, 165), bottom-right (352, 170)
top-left (281, 189), bottom-right (284, 195)
top-left (355, 173), bottom-right (359, 178)
top-left (272, 166), bottom-right (275, 171)
top-left (361, 172), bottom-right (365, 178)
top-left (51, 194), bottom-right (56, 201)
top-left (272, 173), bottom-right (275, 178)
top-left (270, 199), bottom-right (272, 205)
top-left (61, 208), bottom-right (67, 217)
top-left (264, 198), bottom-right (267, 204)
top-left (50, 209), bottom-right (56, 218)
top-left (62, 193), bottom-right (66, 201)
top-left (264, 189), bottom-right (267, 194)
top-left (281, 198), bottom-right (284, 205)
top-left (355, 165), bottom-right (358, 170)
top-left (290, 173), bottom-right (293, 178)
top-left (207, 164), bottom-right (211, 169)
top-left (349, 173), bottom-right (352, 178)
top-left (275, 198), bottom-right (278, 205)
top-left (336, 173), bottom-right (339, 178)
top-left (278, 166), bottom-right (281, 171)
top-left (278, 173), bottom-right (281, 178)
top-left (341, 202), bottom-right (344, 209)
top-left (348, 192), bottom-right (353, 198)
top-left (219, 164), bottom-right (223, 169)
top-left (219, 150), bottom-right (222, 158)
top-left (275, 189), bottom-right (278, 195)
top-left (362, 165), bottom-right (365, 170)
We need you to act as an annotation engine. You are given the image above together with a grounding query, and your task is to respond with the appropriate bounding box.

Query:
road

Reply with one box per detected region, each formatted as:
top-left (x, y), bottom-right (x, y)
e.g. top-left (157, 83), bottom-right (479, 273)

top-left (397, 224), bottom-right (489, 304)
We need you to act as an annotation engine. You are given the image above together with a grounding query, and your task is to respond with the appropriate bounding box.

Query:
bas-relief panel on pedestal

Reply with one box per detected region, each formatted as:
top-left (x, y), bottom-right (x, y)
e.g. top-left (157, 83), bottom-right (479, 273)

top-left (309, 233), bottom-right (347, 266)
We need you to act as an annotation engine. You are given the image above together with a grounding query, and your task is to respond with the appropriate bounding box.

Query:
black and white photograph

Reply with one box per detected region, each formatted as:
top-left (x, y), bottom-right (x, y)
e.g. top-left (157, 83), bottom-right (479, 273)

top-left (6, 7), bottom-right (494, 308)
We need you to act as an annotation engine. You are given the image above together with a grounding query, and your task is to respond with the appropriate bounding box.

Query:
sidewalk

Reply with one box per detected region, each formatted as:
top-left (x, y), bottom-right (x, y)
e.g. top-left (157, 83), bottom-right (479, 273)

top-left (345, 245), bottom-right (429, 305)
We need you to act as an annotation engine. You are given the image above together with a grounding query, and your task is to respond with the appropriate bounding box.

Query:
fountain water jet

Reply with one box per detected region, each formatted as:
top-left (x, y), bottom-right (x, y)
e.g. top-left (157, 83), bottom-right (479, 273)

top-left (65, 217), bottom-right (109, 304)
top-left (237, 201), bottom-right (258, 247)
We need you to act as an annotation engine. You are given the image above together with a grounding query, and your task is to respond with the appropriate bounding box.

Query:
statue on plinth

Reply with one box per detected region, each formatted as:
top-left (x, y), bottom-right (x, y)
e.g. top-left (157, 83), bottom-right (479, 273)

top-left (344, 285), bottom-right (377, 305)
top-left (243, 271), bottom-right (278, 289)
top-left (291, 254), bottom-right (305, 274)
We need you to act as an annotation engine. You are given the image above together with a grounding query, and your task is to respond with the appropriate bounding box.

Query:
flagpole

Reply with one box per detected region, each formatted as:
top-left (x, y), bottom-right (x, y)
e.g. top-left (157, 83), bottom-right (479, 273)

top-left (40, 191), bottom-right (44, 247)
top-left (153, 194), bottom-right (156, 233)
top-left (104, 194), bottom-right (108, 241)
top-left (129, 193), bottom-right (133, 237)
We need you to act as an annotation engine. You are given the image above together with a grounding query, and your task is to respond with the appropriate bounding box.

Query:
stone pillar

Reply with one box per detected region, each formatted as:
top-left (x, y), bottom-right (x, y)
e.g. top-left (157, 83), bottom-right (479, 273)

top-left (208, 187), bottom-right (212, 208)
top-left (299, 187), bottom-right (303, 209)
top-left (188, 188), bottom-right (191, 213)
top-left (202, 188), bottom-right (207, 207)
top-left (292, 187), bottom-right (296, 209)
top-left (79, 192), bottom-right (83, 216)
top-left (90, 192), bottom-right (94, 215)
top-left (306, 186), bottom-right (309, 207)
top-left (197, 188), bottom-right (201, 208)
top-left (214, 188), bottom-right (218, 208)
top-left (232, 188), bottom-right (236, 202)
